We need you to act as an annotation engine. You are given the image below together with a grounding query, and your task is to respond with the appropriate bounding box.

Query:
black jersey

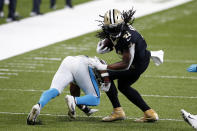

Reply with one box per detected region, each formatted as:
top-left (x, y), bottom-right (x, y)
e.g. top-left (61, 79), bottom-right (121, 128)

top-left (109, 25), bottom-right (150, 71)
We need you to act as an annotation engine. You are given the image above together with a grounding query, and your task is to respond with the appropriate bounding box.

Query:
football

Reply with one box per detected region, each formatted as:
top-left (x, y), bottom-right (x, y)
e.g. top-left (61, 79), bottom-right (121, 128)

top-left (101, 38), bottom-right (114, 51)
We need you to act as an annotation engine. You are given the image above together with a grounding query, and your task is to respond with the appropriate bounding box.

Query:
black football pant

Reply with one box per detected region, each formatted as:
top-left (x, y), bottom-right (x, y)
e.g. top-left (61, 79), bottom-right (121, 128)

top-left (0, 0), bottom-right (4, 12)
top-left (66, 0), bottom-right (72, 7)
top-left (50, 0), bottom-right (72, 8)
top-left (32, 0), bottom-right (41, 13)
top-left (106, 67), bottom-right (151, 112)
top-left (50, 0), bottom-right (55, 8)
top-left (0, 0), bottom-right (17, 18)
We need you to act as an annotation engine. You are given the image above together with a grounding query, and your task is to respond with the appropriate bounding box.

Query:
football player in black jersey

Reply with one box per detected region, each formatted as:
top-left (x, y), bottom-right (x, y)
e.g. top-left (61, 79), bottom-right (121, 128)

top-left (91, 8), bottom-right (160, 122)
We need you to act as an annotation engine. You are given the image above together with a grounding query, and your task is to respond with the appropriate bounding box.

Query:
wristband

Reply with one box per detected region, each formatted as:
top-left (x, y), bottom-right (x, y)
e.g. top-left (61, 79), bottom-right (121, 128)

top-left (101, 72), bottom-right (109, 77)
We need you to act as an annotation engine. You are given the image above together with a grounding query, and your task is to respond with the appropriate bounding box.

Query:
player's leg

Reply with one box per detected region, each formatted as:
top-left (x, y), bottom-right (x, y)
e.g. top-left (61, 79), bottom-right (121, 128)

top-left (74, 66), bottom-right (100, 105)
top-left (117, 78), bottom-right (158, 122)
top-left (69, 83), bottom-right (98, 116)
top-left (65, 65), bottom-right (100, 119)
top-left (27, 57), bottom-right (74, 125)
top-left (102, 70), bottom-right (127, 122)
top-left (7, 0), bottom-right (16, 22)
top-left (0, 0), bottom-right (4, 18)
top-left (102, 81), bottom-right (126, 122)
top-left (50, 0), bottom-right (56, 9)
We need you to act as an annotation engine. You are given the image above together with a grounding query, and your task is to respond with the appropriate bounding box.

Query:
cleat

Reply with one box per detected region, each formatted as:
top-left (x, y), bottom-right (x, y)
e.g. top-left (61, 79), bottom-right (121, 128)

top-left (151, 50), bottom-right (164, 66)
top-left (27, 104), bottom-right (40, 125)
top-left (135, 109), bottom-right (159, 122)
top-left (102, 107), bottom-right (126, 122)
top-left (181, 109), bottom-right (197, 129)
top-left (65, 95), bottom-right (76, 119)
top-left (85, 109), bottom-right (99, 116)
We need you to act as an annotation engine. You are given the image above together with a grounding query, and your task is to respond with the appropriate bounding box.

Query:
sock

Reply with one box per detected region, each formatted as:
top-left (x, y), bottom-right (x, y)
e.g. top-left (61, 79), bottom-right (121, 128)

top-left (75, 95), bottom-right (100, 106)
top-left (77, 105), bottom-right (91, 113)
top-left (38, 88), bottom-right (59, 108)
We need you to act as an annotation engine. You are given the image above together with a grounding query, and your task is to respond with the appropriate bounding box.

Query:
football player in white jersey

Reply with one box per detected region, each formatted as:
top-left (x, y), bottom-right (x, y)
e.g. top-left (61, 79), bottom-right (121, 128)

top-left (27, 55), bottom-right (111, 125)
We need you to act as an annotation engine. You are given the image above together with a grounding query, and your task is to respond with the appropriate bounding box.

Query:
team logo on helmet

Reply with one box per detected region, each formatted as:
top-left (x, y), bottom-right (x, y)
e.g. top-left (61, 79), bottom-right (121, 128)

top-left (96, 8), bottom-right (136, 39)
top-left (104, 9), bottom-right (124, 26)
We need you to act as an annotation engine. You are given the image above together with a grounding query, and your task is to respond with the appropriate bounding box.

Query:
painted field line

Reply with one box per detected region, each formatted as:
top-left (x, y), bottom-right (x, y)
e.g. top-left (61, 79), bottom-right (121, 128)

top-left (144, 75), bottom-right (197, 80)
top-left (165, 59), bottom-right (197, 64)
top-left (0, 111), bottom-right (183, 122)
top-left (0, 88), bottom-right (45, 92)
top-left (33, 57), bottom-right (62, 61)
top-left (0, 68), bottom-right (55, 73)
top-left (141, 94), bottom-right (197, 99)
top-left (0, 88), bottom-right (197, 99)
top-left (0, 76), bottom-right (9, 79)
top-left (0, 72), bottom-right (18, 76)
top-left (0, 68), bottom-right (196, 80)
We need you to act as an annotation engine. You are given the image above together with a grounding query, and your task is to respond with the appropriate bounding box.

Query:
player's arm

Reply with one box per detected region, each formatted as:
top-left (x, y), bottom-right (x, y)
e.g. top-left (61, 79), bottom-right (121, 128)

top-left (107, 48), bottom-right (131, 70)
top-left (99, 70), bottom-right (111, 92)
top-left (90, 46), bottom-right (134, 71)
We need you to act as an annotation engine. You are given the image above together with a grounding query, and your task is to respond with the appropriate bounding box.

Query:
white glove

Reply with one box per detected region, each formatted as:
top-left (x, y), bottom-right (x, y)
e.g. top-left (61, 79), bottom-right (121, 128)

top-left (100, 82), bottom-right (111, 92)
top-left (88, 56), bottom-right (107, 70)
top-left (96, 40), bottom-right (111, 54)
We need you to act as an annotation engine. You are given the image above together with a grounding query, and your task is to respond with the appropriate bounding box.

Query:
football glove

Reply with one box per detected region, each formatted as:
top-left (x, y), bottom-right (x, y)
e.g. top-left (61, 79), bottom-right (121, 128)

top-left (100, 82), bottom-right (111, 92)
top-left (88, 56), bottom-right (107, 70)
top-left (96, 40), bottom-right (111, 54)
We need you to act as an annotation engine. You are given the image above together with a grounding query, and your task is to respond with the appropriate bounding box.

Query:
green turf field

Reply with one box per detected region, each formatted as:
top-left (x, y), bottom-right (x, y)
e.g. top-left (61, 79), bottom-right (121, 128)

top-left (0, 0), bottom-right (92, 24)
top-left (0, 0), bottom-right (197, 130)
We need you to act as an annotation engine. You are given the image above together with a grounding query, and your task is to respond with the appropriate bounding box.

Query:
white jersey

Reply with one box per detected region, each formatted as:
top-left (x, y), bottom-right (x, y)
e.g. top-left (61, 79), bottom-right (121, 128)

top-left (50, 56), bottom-right (100, 97)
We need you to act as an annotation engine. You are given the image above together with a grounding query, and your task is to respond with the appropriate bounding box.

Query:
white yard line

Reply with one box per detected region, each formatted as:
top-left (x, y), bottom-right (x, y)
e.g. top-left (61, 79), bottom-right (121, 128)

top-left (0, 67), bottom-right (196, 79)
top-left (1, 88), bottom-right (197, 99)
top-left (144, 75), bottom-right (197, 80)
top-left (0, 0), bottom-right (192, 61)
top-left (0, 76), bottom-right (9, 79)
top-left (0, 111), bottom-right (183, 122)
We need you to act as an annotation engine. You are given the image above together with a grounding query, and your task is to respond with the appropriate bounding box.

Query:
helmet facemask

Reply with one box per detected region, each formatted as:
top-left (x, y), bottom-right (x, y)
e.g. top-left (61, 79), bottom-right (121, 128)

top-left (103, 9), bottom-right (125, 38)
top-left (103, 22), bottom-right (125, 38)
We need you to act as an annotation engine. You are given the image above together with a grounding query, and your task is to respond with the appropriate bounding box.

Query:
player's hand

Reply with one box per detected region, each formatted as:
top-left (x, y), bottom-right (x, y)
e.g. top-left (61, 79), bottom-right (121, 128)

top-left (100, 82), bottom-right (111, 92)
top-left (96, 39), bottom-right (113, 54)
top-left (88, 57), bottom-right (107, 70)
top-left (97, 41), bottom-right (111, 54)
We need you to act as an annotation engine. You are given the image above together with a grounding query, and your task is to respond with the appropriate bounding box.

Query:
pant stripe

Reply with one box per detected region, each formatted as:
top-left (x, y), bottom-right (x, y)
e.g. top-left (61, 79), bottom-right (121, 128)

top-left (88, 67), bottom-right (100, 97)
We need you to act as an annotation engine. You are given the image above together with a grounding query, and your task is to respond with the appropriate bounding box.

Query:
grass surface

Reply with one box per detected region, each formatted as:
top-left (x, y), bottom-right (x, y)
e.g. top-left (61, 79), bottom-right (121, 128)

top-left (0, 0), bottom-right (197, 130)
top-left (0, 0), bottom-right (92, 24)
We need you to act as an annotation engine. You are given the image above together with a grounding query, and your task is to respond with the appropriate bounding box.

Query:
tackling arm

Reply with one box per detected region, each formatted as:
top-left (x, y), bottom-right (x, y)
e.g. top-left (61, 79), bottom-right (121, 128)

top-left (99, 70), bottom-right (111, 92)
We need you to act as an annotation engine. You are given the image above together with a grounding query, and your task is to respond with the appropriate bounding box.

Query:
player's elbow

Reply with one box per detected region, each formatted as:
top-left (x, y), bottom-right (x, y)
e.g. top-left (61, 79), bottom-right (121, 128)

top-left (122, 61), bottom-right (130, 70)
